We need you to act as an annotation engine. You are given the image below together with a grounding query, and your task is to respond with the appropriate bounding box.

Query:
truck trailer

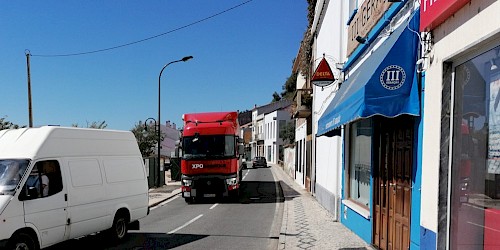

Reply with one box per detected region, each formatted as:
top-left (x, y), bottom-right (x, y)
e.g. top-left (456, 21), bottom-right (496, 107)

top-left (179, 111), bottom-right (244, 203)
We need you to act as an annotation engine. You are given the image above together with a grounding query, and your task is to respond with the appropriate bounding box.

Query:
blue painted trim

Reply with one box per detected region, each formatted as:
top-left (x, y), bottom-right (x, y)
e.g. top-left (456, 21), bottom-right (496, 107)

top-left (343, 2), bottom-right (406, 72)
top-left (340, 122), bottom-right (374, 244)
top-left (346, 8), bottom-right (358, 25)
top-left (340, 203), bottom-right (372, 243)
top-left (420, 226), bottom-right (436, 250)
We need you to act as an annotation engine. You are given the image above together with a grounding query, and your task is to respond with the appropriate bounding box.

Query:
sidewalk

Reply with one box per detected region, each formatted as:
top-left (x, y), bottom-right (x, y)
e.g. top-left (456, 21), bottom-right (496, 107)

top-left (148, 170), bottom-right (182, 207)
top-left (270, 163), bottom-right (374, 250)
top-left (148, 166), bottom-right (374, 250)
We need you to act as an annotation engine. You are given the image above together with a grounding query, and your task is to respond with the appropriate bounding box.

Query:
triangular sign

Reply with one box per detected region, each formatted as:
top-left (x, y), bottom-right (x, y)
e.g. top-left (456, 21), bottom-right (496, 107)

top-left (311, 57), bottom-right (335, 87)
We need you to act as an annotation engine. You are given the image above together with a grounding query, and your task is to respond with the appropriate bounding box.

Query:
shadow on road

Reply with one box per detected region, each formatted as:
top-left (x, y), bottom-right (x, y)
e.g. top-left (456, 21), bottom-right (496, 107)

top-left (46, 232), bottom-right (209, 250)
top-left (182, 179), bottom-right (300, 205)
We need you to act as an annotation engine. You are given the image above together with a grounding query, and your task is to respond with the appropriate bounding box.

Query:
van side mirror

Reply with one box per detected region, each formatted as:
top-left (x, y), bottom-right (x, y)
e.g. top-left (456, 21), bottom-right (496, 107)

top-left (19, 186), bottom-right (38, 201)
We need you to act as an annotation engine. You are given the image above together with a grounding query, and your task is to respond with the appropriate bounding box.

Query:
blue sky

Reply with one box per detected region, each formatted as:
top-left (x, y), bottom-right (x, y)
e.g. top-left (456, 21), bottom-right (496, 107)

top-left (1, 0), bottom-right (307, 130)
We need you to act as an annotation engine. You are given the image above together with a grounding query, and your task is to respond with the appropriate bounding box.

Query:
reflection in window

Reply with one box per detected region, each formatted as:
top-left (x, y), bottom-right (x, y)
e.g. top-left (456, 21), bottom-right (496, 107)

top-left (349, 119), bottom-right (372, 207)
top-left (451, 45), bottom-right (500, 249)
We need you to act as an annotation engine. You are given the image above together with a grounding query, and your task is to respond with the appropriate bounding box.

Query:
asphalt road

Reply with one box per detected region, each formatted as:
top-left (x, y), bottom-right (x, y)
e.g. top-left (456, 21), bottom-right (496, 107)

top-left (47, 166), bottom-right (284, 250)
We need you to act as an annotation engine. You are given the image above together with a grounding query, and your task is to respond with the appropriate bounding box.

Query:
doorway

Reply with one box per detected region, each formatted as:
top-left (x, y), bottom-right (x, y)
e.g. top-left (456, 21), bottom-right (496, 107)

top-left (373, 116), bottom-right (414, 250)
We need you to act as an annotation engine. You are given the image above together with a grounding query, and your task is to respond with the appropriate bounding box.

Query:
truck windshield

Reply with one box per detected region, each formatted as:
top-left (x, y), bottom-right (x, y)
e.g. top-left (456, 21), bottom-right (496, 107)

top-left (0, 159), bottom-right (30, 194)
top-left (183, 135), bottom-right (235, 159)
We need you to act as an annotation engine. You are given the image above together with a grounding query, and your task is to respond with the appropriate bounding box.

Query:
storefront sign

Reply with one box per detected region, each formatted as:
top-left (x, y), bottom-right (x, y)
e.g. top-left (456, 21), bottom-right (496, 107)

top-left (311, 57), bottom-right (336, 87)
top-left (420, 0), bottom-right (470, 31)
top-left (380, 65), bottom-right (406, 90)
top-left (347, 0), bottom-right (392, 57)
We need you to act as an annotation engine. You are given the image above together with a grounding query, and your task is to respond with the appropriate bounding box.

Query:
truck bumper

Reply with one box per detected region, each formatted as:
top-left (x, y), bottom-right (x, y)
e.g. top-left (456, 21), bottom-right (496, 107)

top-left (181, 174), bottom-right (238, 198)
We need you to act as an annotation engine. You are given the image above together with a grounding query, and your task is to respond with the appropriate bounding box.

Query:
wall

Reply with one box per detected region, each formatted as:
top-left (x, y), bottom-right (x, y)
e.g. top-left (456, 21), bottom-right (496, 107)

top-left (284, 146), bottom-right (295, 178)
top-left (312, 0), bottom-right (345, 220)
top-left (421, 0), bottom-right (500, 248)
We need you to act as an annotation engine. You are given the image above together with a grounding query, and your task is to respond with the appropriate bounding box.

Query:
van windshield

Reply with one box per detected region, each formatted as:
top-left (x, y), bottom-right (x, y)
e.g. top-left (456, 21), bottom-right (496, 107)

top-left (0, 159), bottom-right (30, 194)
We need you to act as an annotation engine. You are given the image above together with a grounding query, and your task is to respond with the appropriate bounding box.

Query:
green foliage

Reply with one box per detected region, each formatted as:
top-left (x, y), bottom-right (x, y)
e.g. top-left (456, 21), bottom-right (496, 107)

top-left (281, 72), bottom-right (297, 101)
top-left (72, 120), bottom-right (108, 129)
top-left (280, 120), bottom-right (296, 145)
top-left (0, 116), bottom-right (21, 130)
top-left (272, 92), bottom-right (282, 102)
top-left (131, 121), bottom-right (165, 157)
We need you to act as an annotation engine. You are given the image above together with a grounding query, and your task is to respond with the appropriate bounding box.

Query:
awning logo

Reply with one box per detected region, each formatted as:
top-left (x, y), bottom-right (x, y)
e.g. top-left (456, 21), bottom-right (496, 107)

top-left (380, 65), bottom-right (406, 90)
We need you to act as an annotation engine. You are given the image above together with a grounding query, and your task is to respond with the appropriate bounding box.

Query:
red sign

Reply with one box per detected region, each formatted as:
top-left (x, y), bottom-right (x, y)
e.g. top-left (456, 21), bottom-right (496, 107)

top-left (311, 57), bottom-right (335, 87)
top-left (420, 0), bottom-right (470, 31)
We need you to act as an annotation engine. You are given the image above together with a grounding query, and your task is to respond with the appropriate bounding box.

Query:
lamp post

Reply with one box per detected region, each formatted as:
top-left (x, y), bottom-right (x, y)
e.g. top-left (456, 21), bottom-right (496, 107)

top-left (157, 56), bottom-right (193, 187)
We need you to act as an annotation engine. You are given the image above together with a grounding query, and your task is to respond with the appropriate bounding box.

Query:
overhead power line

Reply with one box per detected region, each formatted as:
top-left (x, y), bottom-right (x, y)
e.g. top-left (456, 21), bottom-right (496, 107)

top-left (30, 0), bottom-right (253, 57)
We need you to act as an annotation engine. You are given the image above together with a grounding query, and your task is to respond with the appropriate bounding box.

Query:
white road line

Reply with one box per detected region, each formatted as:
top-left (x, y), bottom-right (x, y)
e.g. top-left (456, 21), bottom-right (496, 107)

top-left (242, 170), bottom-right (250, 180)
top-left (168, 214), bottom-right (203, 234)
top-left (209, 203), bottom-right (218, 210)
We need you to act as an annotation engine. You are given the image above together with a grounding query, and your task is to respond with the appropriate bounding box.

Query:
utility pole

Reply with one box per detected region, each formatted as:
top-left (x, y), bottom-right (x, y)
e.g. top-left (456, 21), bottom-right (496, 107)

top-left (25, 50), bottom-right (33, 127)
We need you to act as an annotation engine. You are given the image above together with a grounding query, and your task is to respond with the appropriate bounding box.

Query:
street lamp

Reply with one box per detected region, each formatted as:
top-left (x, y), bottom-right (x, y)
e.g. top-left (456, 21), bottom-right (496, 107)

top-left (157, 56), bottom-right (193, 187)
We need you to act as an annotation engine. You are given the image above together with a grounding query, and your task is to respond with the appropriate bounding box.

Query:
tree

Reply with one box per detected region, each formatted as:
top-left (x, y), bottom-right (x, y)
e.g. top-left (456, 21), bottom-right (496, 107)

top-left (0, 116), bottom-right (21, 130)
top-left (281, 71), bottom-right (297, 101)
top-left (131, 121), bottom-right (165, 157)
top-left (72, 120), bottom-right (108, 129)
top-left (280, 120), bottom-right (295, 145)
top-left (272, 91), bottom-right (282, 102)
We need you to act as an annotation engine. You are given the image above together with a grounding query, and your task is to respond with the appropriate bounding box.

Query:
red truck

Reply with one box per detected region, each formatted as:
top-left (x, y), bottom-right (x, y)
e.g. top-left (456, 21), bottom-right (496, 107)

top-left (179, 111), bottom-right (244, 203)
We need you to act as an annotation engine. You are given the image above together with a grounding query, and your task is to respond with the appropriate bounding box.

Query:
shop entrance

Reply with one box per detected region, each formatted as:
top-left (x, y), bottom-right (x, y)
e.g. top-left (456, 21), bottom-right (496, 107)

top-left (373, 116), bottom-right (414, 250)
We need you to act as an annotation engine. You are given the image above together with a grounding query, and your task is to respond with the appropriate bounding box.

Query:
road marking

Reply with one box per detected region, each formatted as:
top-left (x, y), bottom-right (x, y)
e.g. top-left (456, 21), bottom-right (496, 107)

top-left (209, 203), bottom-right (218, 209)
top-left (242, 170), bottom-right (250, 180)
top-left (168, 214), bottom-right (203, 234)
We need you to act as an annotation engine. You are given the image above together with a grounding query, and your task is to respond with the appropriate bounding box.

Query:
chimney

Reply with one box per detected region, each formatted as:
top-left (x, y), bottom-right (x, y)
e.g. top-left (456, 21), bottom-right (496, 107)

top-left (166, 120), bottom-right (171, 127)
top-left (172, 123), bottom-right (176, 129)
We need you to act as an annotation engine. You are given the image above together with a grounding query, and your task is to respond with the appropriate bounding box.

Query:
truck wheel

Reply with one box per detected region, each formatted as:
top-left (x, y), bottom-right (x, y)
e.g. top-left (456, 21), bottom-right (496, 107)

top-left (9, 232), bottom-right (38, 250)
top-left (107, 213), bottom-right (128, 242)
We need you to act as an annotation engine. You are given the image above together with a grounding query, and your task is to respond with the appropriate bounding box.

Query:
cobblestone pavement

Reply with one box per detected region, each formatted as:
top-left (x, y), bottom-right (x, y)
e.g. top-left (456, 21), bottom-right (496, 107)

top-left (149, 166), bottom-right (375, 250)
top-left (272, 164), bottom-right (375, 250)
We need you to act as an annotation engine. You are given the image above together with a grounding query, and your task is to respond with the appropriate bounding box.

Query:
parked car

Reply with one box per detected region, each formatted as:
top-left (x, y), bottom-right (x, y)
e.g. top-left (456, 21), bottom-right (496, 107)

top-left (252, 157), bottom-right (267, 168)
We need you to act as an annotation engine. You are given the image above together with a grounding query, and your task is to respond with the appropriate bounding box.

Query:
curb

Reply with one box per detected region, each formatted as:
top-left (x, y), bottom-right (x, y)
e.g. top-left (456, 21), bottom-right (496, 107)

top-left (148, 189), bottom-right (182, 208)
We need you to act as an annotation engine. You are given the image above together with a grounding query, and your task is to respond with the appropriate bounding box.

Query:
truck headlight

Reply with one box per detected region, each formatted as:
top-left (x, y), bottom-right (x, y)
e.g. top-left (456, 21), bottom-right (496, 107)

top-left (226, 177), bottom-right (238, 186)
top-left (182, 179), bottom-right (193, 186)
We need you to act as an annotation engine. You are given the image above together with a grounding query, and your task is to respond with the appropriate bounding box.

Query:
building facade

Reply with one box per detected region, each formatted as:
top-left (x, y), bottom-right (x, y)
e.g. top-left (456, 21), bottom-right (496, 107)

top-left (314, 0), bottom-right (423, 249)
top-left (420, 0), bottom-right (500, 249)
top-left (310, 0), bottom-right (345, 219)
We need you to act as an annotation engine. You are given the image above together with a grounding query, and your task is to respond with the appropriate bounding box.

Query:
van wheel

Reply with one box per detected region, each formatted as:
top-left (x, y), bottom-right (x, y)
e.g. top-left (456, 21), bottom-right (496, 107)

top-left (9, 232), bottom-right (38, 250)
top-left (108, 214), bottom-right (128, 242)
top-left (184, 197), bottom-right (193, 204)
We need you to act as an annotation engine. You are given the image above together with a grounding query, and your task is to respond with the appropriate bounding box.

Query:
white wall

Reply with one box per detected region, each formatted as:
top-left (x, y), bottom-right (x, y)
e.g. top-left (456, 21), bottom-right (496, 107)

top-left (421, 0), bottom-right (500, 233)
top-left (313, 0), bottom-right (344, 202)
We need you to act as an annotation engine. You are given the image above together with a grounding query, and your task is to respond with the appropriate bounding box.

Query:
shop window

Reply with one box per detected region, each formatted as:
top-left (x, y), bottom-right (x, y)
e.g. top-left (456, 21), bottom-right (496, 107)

top-left (348, 119), bottom-right (372, 207)
top-left (451, 45), bottom-right (500, 249)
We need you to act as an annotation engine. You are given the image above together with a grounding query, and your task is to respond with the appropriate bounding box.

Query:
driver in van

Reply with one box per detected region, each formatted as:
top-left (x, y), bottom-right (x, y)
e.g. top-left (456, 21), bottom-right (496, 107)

top-left (26, 165), bottom-right (49, 197)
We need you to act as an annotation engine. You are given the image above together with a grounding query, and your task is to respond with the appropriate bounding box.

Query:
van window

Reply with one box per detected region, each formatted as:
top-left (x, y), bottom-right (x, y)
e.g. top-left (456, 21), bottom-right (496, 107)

top-left (68, 159), bottom-right (103, 187)
top-left (26, 160), bottom-right (63, 198)
top-left (103, 157), bottom-right (144, 183)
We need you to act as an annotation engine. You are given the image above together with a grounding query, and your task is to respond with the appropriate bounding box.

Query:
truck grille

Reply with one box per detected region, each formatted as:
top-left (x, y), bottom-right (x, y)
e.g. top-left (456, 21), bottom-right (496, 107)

top-left (195, 178), bottom-right (225, 196)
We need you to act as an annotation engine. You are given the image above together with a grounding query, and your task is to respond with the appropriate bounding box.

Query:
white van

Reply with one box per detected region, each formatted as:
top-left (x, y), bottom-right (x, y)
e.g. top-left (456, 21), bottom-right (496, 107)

top-left (0, 126), bottom-right (149, 249)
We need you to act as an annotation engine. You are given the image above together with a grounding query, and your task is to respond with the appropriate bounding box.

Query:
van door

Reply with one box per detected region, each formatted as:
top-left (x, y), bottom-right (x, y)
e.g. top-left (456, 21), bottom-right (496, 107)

top-left (23, 160), bottom-right (68, 248)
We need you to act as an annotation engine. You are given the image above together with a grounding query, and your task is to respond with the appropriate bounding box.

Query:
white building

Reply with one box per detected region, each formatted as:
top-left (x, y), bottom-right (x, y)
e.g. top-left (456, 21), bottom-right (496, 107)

top-left (250, 101), bottom-right (292, 163)
top-left (310, 0), bottom-right (345, 219)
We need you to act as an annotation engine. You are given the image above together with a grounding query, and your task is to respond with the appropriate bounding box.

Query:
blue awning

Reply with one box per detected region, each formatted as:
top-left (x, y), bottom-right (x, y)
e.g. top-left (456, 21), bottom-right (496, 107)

top-left (317, 14), bottom-right (420, 136)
